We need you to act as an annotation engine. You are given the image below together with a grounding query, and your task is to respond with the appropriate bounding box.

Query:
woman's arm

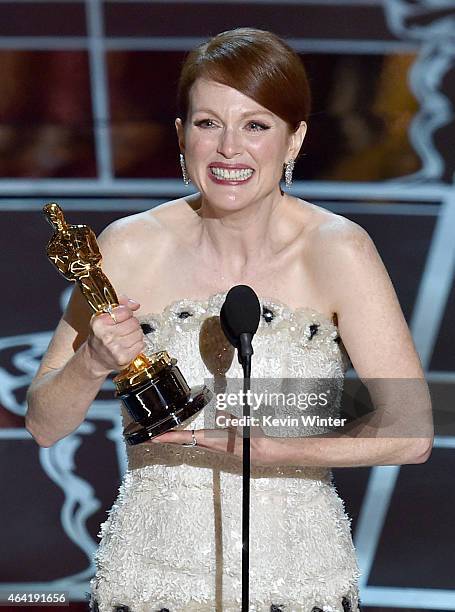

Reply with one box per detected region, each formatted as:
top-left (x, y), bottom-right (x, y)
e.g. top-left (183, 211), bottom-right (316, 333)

top-left (25, 292), bottom-right (143, 447)
top-left (256, 429), bottom-right (432, 468)
top-left (25, 297), bottom-right (108, 447)
top-left (25, 219), bottom-right (146, 447)
top-left (258, 218), bottom-right (434, 467)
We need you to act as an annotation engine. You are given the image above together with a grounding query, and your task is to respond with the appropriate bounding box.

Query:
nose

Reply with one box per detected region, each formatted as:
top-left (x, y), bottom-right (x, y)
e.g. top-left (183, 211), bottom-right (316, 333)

top-left (217, 127), bottom-right (242, 158)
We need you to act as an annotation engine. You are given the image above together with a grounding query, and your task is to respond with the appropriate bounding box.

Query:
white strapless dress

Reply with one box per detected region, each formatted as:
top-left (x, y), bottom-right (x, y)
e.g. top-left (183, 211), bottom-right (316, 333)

top-left (89, 292), bottom-right (362, 612)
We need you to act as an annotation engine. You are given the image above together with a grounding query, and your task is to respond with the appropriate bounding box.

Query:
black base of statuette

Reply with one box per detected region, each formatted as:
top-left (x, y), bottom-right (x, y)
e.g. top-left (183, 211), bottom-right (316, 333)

top-left (123, 385), bottom-right (213, 446)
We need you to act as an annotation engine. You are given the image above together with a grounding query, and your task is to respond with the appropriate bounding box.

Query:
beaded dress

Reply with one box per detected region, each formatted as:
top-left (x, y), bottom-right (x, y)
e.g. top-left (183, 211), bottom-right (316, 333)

top-left (89, 291), bottom-right (362, 612)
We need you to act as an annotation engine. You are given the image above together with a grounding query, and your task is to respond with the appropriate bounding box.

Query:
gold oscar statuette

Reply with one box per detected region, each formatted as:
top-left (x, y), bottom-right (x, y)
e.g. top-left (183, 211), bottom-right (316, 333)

top-left (43, 202), bottom-right (212, 445)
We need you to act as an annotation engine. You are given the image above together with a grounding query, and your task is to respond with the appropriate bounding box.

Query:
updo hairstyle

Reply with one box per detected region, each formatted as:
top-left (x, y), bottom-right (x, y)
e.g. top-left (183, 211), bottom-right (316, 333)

top-left (177, 28), bottom-right (311, 133)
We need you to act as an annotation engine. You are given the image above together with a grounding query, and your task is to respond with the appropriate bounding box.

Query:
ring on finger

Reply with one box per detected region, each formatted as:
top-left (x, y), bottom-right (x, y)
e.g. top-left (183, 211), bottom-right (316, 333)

top-left (105, 305), bottom-right (118, 324)
top-left (182, 429), bottom-right (198, 447)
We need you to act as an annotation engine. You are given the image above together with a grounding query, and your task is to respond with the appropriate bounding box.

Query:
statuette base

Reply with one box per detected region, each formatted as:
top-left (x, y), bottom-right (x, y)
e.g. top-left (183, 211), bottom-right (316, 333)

top-left (123, 385), bottom-right (212, 446)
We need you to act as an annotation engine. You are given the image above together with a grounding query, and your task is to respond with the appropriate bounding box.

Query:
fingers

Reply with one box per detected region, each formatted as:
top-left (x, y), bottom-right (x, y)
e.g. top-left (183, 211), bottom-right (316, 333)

top-left (111, 341), bottom-right (146, 369)
top-left (149, 428), bottom-right (243, 458)
top-left (86, 295), bottom-right (145, 374)
top-left (118, 294), bottom-right (141, 311)
top-left (150, 430), bottom-right (186, 444)
top-left (147, 427), bottom-right (269, 466)
top-left (107, 315), bottom-right (141, 337)
top-left (128, 340), bottom-right (146, 357)
top-left (98, 305), bottom-right (138, 327)
top-left (121, 329), bottom-right (146, 350)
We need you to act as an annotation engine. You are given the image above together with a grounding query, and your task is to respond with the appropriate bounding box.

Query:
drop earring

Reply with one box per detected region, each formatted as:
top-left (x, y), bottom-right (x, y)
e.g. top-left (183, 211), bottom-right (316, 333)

top-left (179, 153), bottom-right (191, 185)
top-left (284, 159), bottom-right (295, 188)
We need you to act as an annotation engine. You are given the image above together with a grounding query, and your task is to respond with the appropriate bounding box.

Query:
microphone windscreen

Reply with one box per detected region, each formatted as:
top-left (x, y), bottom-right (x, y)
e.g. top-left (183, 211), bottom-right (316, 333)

top-left (222, 285), bottom-right (261, 338)
top-left (220, 302), bottom-right (238, 347)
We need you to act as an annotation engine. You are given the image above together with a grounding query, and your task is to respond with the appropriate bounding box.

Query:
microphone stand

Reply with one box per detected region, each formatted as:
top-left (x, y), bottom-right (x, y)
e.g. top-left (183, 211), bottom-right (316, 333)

top-left (239, 335), bottom-right (253, 612)
top-left (220, 286), bottom-right (260, 612)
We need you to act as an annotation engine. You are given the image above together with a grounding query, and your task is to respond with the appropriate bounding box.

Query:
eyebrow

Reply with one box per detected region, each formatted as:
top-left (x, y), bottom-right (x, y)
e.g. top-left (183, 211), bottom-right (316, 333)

top-left (192, 108), bottom-right (274, 119)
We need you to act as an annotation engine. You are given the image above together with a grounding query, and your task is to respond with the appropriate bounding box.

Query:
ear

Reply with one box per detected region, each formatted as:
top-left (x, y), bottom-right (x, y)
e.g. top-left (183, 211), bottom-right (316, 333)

top-left (175, 117), bottom-right (185, 153)
top-left (287, 121), bottom-right (307, 161)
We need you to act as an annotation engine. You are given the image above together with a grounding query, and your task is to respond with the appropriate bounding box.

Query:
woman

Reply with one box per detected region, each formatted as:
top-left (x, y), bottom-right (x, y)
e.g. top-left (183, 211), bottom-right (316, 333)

top-left (26, 28), bottom-right (433, 612)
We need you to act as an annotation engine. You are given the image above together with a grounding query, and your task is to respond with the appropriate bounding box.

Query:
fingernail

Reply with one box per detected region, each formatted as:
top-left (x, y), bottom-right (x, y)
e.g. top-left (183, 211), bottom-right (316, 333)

top-left (128, 299), bottom-right (139, 305)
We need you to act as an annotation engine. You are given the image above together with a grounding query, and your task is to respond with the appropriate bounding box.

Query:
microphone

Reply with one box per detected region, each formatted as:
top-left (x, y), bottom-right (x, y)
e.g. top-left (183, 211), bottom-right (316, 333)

top-left (220, 285), bottom-right (261, 376)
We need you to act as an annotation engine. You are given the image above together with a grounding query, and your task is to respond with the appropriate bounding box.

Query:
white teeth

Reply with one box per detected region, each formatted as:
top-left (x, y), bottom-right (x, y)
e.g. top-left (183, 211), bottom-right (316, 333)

top-left (210, 167), bottom-right (254, 181)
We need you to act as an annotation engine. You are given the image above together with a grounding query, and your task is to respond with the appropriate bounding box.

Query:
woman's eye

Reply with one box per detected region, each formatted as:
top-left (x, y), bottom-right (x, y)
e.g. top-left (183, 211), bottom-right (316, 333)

top-left (194, 119), bottom-right (217, 128)
top-left (246, 121), bottom-right (269, 131)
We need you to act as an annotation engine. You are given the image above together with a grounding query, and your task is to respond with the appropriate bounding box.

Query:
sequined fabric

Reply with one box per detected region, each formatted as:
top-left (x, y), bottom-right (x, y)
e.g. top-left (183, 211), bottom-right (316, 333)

top-left (90, 292), bottom-right (361, 612)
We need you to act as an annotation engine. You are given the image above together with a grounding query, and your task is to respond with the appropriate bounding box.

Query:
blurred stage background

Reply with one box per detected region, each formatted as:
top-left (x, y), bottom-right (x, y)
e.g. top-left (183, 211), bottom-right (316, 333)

top-left (0, 0), bottom-right (454, 610)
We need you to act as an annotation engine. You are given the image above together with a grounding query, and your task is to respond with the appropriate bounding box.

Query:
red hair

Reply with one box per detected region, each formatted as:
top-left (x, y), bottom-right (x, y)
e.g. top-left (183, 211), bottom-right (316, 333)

top-left (177, 28), bottom-right (311, 132)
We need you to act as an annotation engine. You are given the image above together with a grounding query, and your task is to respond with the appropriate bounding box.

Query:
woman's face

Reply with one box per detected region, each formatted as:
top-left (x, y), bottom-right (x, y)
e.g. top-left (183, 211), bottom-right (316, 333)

top-left (175, 78), bottom-right (306, 210)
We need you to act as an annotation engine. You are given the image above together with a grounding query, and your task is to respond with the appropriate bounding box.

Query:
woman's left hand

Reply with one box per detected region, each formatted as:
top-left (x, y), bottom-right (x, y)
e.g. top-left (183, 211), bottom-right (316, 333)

top-left (147, 426), bottom-right (269, 466)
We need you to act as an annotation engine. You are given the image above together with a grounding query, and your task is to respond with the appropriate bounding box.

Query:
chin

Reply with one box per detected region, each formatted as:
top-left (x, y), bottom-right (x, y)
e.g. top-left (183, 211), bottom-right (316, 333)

top-left (210, 191), bottom-right (255, 211)
top-left (197, 182), bottom-right (253, 206)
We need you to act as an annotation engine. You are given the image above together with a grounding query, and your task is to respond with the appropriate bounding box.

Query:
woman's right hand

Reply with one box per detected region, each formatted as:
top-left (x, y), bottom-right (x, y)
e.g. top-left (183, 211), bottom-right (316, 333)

top-left (85, 295), bottom-right (146, 377)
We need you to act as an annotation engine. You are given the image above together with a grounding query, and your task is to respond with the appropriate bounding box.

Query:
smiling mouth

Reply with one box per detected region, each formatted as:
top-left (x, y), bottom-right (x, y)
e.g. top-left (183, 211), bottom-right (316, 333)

top-left (209, 167), bottom-right (254, 181)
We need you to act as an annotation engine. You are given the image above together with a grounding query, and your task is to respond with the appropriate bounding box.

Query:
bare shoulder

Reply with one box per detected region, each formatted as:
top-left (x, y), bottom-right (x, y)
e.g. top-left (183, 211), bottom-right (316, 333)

top-left (295, 202), bottom-right (375, 268)
top-left (287, 197), bottom-right (346, 233)
top-left (299, 201), bottom-right (424, 378)
top-left (287, 198), bottom-right (371, 259)
top-left (298, 201), bottom-right (369, 247)
top-left (302, 204), bottom-right (387, 303)
top-left (97, 200), bottom-right (180, 254)
top-left (319, 214), bottom-right (371, 248)
top-left (97, 196), bottom-right (197, 272)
